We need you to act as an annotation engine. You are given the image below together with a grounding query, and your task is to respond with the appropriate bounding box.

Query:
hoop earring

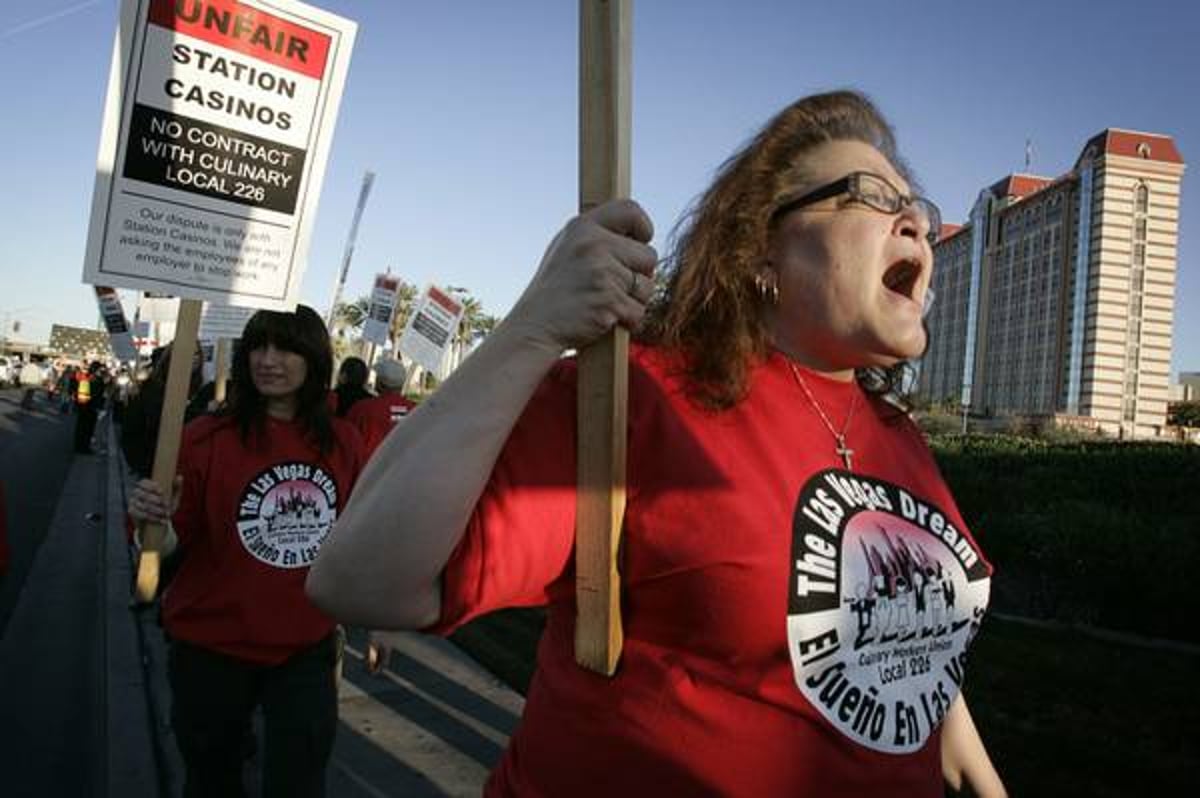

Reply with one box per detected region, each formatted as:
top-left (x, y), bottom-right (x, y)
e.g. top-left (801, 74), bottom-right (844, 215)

top-left (754, 271), bottom-right (780, 304)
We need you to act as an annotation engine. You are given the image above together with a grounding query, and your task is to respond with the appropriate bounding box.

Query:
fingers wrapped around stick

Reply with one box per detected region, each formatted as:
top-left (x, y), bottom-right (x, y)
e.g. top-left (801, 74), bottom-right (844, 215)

top-left (514, 199), bottom-right (658, 352)
top-left (128, 476), bottom-right (182, 525)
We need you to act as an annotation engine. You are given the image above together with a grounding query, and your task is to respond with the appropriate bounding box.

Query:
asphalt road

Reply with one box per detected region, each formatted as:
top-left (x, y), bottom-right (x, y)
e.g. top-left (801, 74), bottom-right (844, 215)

top-left (0, 388), bottom-right (80, 637)
top-left (0, 388), bottom-right (109, 796)
top-left (0, 389), bottom-right (520, 797)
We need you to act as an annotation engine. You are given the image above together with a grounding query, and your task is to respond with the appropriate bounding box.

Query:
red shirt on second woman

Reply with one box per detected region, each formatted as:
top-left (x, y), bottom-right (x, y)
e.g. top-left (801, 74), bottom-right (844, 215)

top-left (164, 414), bottom-right (365, 664)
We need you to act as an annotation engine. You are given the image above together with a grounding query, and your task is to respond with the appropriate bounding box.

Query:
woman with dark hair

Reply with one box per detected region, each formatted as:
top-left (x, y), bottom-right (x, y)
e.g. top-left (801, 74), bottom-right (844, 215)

top-left (129, 304), bottom-right (365, 798)
top-left (309, 92), bottom-right (1005, 796)
top-left (332, 356), bottom-right (372, 417)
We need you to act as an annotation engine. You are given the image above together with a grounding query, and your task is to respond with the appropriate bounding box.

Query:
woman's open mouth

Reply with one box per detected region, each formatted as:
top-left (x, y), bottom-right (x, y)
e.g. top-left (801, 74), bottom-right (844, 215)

top-left (882, 258), bottom-right (922, 304)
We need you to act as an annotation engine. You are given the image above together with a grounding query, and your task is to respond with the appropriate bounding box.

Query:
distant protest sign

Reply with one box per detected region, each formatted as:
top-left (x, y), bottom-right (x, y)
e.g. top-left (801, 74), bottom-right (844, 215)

top-left (94, 287), bottom-right (139, 361)
top-left (137, 291), bottom-right (179, 322)
top-left (199, 301), bottom-right (255, 339)
top-left (397, 285), bottom-right (464, 377)
top-left (82, 0), bottom-right (357, 310)
top-left (362, 273), bottom-right (399, 346)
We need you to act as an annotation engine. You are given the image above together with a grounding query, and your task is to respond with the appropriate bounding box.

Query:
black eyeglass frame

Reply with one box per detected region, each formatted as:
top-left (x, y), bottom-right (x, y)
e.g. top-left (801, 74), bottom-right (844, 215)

top-left (771, 171), bottom-right (942, 244)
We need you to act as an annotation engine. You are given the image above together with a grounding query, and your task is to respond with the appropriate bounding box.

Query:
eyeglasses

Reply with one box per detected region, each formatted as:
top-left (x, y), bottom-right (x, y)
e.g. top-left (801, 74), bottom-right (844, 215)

top-left (772, 171), bottom-right (942, 244)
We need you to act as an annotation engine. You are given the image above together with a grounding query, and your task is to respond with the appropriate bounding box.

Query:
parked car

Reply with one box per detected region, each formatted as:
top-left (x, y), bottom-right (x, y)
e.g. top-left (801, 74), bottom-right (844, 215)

top-left (18, 361), bottom-right (42, 388)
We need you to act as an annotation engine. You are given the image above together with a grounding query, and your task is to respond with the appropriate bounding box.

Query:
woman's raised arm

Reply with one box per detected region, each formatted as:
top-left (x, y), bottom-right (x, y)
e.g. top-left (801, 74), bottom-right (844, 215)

top-left (306, 200), bottom-right (656, 629)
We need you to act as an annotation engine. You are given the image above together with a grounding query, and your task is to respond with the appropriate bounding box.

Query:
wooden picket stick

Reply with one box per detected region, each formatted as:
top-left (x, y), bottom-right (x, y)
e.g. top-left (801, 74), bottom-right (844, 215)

top-left (575, 0), bottom-right (632, 676)
top-left (134, 298), bottom-right (202, 603)
top-left (214, 338), bottom-right (229, 404)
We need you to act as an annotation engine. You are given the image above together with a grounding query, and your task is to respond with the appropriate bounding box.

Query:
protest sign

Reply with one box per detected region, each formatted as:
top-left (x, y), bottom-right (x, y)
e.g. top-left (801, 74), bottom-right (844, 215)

top-left (397, 285), bottom-right (464, 377)
top-left (82, 0), bottom-right (357, 310)
top-left (199, 301), bottom-right (255, 340)
top-left (137, 292), bottom-right (180, 322)
top-left (362, 273), bottom-right (399, 346)
top-left (199, 338), bottom-right (216, 380)
top-left (94, 286), bottom-right (139, 361)
top-left (198, 302), bottom-right (247, 399)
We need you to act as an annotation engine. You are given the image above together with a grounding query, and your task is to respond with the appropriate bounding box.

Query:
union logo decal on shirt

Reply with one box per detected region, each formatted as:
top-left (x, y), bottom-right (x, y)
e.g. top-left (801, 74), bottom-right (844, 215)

top-left (786, 469), bottom-right (991, 754)
top-left (235, 461), bottom-right (339, 569)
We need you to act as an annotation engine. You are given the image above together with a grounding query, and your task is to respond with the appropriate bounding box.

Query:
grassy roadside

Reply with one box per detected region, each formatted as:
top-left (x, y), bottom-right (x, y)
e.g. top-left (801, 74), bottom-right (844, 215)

top-left (452, 610), bottom-right (1200, 795)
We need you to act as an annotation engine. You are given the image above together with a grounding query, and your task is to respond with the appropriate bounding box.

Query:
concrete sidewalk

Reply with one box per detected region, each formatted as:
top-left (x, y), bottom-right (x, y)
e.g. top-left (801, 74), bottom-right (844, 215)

top-left (100, 423), bottom-right (524, 797)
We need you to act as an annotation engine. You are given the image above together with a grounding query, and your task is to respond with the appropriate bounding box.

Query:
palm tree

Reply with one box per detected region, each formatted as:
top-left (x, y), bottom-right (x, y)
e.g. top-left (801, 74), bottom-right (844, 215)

top-left (449, 294), bottom-right (503, 373)
top-left (456, 296), bottom-right (482, 344)
top-left (330, 296), bottom-right (369, 338)
top-left (472, 313), bottom-right (499, 342)
top-left (457, 296), bottom-right (502, 347)
top-left (387, 281), bottom-right (419, 349)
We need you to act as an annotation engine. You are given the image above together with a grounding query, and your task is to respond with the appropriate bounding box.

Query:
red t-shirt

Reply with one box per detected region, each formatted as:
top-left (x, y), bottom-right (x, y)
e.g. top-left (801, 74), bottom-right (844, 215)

top-left (164, 414), bottom-right (366, 664)
top-left (345, 391), bottom-right (416, 457)
top-left (431, 346), bottom-right (992, 797)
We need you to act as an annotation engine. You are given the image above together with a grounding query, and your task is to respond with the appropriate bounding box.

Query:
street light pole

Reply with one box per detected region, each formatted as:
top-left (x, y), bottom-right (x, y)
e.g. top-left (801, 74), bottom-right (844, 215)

top-left (0, 306), bottom-right (38, 353)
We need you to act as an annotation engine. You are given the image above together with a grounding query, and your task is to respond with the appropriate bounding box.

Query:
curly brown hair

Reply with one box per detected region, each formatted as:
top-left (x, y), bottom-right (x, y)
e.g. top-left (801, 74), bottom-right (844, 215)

top-left (639, 90), bottom-right (917, 409)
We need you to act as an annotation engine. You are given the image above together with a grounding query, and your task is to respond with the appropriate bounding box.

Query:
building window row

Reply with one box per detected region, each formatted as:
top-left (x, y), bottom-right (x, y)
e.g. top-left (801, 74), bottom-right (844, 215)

top-left (1121, 181), bottom-right (1151, 426)
top-left (1135, 182), bottom-right (1149, 214)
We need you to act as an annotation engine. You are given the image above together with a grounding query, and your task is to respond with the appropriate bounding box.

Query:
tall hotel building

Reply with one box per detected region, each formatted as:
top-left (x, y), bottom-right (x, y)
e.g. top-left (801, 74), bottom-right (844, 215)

top-left (918, 129), bottom-right (1186, 437)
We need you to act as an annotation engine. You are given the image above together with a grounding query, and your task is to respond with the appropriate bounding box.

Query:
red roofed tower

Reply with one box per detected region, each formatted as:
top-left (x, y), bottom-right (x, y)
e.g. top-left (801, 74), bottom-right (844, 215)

top-left (919, 128), bottom-right (1185, 438)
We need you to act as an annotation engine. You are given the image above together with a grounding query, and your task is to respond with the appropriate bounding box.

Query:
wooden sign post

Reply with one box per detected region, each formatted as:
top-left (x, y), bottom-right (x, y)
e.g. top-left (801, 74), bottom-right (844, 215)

top-left (134, 298), bottom-right (201, 602)
top-left (575, 0), bottom-right (632, 676)
top-left (214, 338), bottom-right (230, 404)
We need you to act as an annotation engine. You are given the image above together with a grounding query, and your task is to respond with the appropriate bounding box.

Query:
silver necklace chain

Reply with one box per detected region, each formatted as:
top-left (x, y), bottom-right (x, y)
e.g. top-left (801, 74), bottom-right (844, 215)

top-left (787, 362), bottom-right (859, 470)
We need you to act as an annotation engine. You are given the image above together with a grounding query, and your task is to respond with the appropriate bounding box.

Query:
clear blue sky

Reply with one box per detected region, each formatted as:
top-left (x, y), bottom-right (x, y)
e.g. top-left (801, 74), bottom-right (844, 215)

top-left (1, 0), bottom-right (1197, 378)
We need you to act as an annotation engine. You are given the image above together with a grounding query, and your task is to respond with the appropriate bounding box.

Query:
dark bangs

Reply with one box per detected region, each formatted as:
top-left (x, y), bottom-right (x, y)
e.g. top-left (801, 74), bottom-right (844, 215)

top-left (229, 304), bottom-right (334, 454)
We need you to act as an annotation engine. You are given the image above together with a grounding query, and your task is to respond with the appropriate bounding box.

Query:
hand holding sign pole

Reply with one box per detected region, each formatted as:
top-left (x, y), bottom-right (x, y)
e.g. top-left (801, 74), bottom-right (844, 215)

top-left (135, 298), bottom-right (201, 602)
top-left (575, 0), bottom-right (632, 676)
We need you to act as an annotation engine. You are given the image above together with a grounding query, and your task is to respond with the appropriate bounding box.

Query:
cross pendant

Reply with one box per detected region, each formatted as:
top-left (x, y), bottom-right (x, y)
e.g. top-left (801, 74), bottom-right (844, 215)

top-left (835, 436), bottom-right (854, 470)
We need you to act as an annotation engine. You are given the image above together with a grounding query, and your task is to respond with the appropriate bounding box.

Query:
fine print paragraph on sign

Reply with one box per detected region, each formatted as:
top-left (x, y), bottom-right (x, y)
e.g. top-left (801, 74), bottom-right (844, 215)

top-left (117, 204), bottom-right (284, 288)
top-left (83, 0), bottom-right (356, 309)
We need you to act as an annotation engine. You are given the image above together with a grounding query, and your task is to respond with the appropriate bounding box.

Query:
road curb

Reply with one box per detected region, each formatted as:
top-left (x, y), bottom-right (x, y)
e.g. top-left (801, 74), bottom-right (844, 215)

top-left (102, 419), bottom-right (181, 797)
